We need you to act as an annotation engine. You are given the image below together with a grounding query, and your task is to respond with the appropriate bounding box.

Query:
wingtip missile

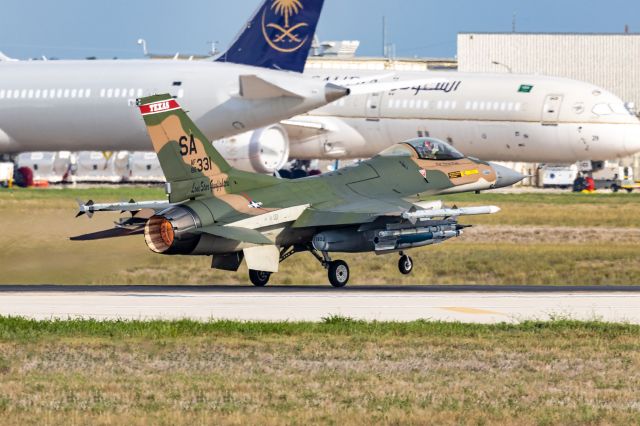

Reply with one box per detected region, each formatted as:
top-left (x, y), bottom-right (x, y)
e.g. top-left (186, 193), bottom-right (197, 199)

top-left (76, 199), bottom-right (95, 218)
top-left (402, 205), bottom-right (501, 221)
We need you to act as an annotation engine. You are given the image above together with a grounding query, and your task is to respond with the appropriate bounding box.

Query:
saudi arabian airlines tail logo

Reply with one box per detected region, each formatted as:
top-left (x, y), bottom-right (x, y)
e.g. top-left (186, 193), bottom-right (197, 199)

top-left (262, 0), bottom-right (309, 53)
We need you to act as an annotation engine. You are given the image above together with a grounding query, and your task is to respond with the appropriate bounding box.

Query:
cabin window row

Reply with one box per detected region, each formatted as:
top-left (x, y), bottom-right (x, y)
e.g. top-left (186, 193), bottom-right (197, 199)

top-left (383, 98), bottom-right (523, 112)
top-left (0, 88), bottom-right (184, 100)
top-left (464, 101), bottom-right (522, 112)
top-left (387, 99), bottom-right (457, 110)
top-left (99, 88), bottom-right (144, 98)
top-left (0, 88), bottom-right (96, 99)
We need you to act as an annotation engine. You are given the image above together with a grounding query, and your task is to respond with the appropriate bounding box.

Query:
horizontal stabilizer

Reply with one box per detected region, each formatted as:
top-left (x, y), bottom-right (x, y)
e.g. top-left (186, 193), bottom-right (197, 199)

top-left (197, 225), bottom-right (272, 245)
top-left (70, 227), bottom-right (144, 241)
top-left (239, 74), bottom-right (302, 99)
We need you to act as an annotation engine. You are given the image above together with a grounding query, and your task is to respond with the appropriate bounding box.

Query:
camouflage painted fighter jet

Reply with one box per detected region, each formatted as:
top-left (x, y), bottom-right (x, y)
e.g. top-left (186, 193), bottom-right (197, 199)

top-left (73, 94), bottom-right (524, 287)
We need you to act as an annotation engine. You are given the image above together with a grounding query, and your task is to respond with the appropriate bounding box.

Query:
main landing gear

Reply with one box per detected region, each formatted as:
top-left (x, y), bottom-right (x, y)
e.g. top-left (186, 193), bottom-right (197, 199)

top-left (308, 248), bottom-right (349, 287)
top-left (249, 269), bottom-right (271, 287)
top-left (247, 246), bottom-right (414, 287)
top-left (278, 245), bottom-right (350, 287)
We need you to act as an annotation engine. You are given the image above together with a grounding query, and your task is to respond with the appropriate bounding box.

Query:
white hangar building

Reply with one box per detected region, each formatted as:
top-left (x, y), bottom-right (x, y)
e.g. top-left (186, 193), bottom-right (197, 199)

top-left (457, 32), bottom-right (640, 112)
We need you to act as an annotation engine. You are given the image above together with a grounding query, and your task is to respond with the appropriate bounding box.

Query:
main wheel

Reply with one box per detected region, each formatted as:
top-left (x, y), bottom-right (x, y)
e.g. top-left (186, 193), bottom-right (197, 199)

top-left (249, 270), bottom-right (271, 287)
top-left (398, 255), bottom-right (414, 275)
top-left (328, 260), bottom-right (349, 288)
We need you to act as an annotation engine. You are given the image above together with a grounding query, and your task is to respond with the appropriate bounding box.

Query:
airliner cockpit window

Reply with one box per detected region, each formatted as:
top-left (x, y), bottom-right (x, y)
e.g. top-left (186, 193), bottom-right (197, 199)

top-left (405, 138), bottom-right (465, 161)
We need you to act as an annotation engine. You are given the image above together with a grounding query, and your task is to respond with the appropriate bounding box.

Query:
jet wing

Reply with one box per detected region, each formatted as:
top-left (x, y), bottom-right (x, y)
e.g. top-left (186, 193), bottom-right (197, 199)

top-left (292, 198), bottom-right (412, 228)
top-left (70, 227), bottom-right (144, 241)
top-left (293, 198), bottom-right (501, 229)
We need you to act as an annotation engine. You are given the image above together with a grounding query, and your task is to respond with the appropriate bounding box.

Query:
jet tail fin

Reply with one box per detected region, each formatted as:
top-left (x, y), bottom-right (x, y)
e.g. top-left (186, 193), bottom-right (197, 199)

top-left (216, 0), bottom-right (324, 73)
top-left (137, 94), bottom-right (278, 203)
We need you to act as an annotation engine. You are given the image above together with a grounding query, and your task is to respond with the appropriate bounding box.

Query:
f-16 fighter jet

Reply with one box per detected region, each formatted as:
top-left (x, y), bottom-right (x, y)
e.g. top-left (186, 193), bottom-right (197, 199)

top-left (73, 94), bottom-right (524, 287)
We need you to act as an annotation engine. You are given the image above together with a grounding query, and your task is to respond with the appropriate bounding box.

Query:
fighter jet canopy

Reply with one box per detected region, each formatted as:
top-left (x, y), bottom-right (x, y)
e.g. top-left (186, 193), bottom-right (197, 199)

top-left (379, 137), bottom-right (465, 161)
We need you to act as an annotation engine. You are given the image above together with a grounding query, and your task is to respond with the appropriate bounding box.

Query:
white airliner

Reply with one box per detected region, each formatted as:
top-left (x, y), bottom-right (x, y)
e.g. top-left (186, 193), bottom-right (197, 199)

top-left (214, 70), bottom-right (640, 172)
top-left (0, 0), bottom-right (350, 155)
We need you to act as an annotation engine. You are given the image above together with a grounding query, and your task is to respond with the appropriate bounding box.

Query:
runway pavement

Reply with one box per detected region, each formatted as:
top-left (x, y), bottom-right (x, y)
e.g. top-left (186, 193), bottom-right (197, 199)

top-left (1, 285), bottom-right (640, 323)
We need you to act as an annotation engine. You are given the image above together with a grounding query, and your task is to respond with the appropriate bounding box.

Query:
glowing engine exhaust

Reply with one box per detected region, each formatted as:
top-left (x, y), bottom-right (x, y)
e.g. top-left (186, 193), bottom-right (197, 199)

top-left (144, 207), bottom-right (200, 254)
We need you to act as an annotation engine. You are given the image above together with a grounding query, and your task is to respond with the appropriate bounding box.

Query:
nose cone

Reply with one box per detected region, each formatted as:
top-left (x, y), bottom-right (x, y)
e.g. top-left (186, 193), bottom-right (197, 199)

top-left (625, 124), bottom-right (640, 156)
top-left (324, 83), bottom-right (350, 103)
top-left (491, 163), bottom-right (525, 189)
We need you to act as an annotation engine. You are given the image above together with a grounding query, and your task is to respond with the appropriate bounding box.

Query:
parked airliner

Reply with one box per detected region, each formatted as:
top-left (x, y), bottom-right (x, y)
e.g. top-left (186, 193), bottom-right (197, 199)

top-left (0, 0), bottom-right (351, 155)
top-left (215, 69), bottom-right (640, 172)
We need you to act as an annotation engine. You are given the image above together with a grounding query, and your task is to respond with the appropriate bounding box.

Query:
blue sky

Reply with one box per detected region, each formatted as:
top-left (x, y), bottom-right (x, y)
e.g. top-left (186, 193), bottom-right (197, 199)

top-left (0, 0), bottom-right (637, 59)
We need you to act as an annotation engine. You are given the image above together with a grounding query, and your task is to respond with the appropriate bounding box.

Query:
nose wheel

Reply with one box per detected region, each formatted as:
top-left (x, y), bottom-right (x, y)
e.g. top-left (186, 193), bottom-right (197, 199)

top-left (249, 269), bottom-right (271, 287)
top-left (398, 253), bottom-right (413, 275)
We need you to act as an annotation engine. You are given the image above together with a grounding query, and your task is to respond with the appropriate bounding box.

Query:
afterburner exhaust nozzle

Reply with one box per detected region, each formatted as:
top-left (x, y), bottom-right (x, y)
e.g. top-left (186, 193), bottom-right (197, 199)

top-left (324, 83), bottom-right (350, 103)
top-left (491, 163), bottom-right (525, 189)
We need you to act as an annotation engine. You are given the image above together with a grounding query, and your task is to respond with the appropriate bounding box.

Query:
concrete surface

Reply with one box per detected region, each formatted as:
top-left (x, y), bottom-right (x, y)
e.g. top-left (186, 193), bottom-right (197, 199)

top-left (0, 285), bottom-right (639, 323)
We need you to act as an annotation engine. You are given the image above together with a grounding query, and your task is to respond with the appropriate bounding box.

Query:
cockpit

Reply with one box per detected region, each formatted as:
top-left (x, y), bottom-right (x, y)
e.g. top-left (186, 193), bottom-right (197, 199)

top-left (380, 137), bottom-right (465, 161)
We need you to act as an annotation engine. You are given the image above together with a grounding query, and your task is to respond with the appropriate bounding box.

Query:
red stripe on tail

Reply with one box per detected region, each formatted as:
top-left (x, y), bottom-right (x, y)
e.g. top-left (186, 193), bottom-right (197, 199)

top-left (139, 99), bottom-right (181, 115)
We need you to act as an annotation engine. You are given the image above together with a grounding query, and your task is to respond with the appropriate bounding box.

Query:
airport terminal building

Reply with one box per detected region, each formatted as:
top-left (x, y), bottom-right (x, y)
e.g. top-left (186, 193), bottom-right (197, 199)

top-left (457, 32), bottom-right (640, 110)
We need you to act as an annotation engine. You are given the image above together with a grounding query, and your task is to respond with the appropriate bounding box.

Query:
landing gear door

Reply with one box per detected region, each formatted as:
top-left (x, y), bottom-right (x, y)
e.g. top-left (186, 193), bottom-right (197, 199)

top-left (542, 94), bottom-right (563, 125)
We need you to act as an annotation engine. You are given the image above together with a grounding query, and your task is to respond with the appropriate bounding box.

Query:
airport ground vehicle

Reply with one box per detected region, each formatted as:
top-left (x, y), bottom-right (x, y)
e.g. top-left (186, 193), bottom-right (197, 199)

top-left (611, 178), bottom-right (640, 193)
top-left (542, 165), bottom-right (578, 189)
top-left (0, 161), bottom-right (12, 187)
top-left (73, 95), bottom-right (523, 287)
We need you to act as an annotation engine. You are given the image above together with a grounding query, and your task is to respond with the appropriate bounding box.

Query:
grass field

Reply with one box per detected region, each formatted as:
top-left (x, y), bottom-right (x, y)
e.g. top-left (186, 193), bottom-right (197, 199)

top-left (1, 187), bottom-right (639, 285)
top-left (0, 317), bottom-right (638, 425)
top-left (1, 188), bottom-right (639, 424)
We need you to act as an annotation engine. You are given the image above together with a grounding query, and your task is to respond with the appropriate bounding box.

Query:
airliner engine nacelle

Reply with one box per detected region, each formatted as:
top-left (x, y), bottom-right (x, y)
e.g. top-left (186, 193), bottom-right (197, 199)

top-left (213, 125), bottom-right (290, 174)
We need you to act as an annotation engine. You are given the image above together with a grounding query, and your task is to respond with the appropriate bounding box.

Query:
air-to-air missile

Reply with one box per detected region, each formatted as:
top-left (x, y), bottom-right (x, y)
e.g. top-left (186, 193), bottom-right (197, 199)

top-left (73, 94), bottom-right (524, 287)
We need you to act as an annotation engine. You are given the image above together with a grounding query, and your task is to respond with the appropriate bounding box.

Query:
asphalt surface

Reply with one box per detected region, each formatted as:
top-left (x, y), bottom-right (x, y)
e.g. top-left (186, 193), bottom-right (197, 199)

top-left (1, 285), bottom-right (639, 323)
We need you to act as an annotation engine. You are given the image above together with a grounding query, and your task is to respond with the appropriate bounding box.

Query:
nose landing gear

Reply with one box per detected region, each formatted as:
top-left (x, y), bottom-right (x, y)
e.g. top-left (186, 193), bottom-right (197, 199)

top-left (398, 252), bottom-right (414, 275)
